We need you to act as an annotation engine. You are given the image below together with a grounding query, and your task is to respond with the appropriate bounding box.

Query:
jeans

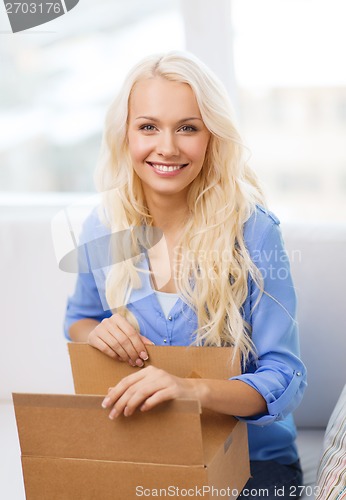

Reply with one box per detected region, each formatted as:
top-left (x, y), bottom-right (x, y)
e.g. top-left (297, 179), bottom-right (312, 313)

top-left (238, 460), bottom-right (303, 499)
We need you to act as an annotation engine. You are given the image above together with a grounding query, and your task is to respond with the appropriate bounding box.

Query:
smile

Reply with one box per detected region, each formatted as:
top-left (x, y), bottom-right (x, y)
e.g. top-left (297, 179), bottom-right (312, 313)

top-left (147, 162), bottom-right (188, 172)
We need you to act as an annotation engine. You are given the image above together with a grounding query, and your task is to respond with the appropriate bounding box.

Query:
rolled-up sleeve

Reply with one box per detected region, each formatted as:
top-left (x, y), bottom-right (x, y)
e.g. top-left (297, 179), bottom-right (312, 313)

top-left (231, 218), bottom-right (307, 425)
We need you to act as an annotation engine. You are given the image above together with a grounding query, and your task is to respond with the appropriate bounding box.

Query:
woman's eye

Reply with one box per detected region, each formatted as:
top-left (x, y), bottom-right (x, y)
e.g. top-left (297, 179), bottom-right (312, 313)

top-left (140, 124), bottom-right (156, 131)
top-left (180, 125), bottom-right (197, 132)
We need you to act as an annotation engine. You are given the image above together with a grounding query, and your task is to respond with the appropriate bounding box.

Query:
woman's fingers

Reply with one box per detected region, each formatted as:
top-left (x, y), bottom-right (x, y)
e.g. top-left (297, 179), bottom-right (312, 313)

top-left (140, 334), bottom-right (155, 346)
top-left (120, 387), bottom-right (173, 418)
top-left (98, 329), bottom-right (136, 365)
top-left (140, 388), bottom-right (173, 412)
top-left (87, 333), bottom-right (121, 361)
top-left (103, 322), bottom-right (142, 365)
top-left (110, 314), bottom-right (150, 360)
top-left (88, 313), bottom-right (152, 365)
top-left (108, 382), bottom-right (154, 419)
top-left (103, 367), bottom-right (152, 410)
top-left (102, 367), bottom-right (185, 418)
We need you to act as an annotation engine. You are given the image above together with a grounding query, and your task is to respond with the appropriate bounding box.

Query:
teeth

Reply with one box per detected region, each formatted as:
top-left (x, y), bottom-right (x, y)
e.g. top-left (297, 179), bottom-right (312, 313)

top-left (151, 163), bottom-right (184, 172)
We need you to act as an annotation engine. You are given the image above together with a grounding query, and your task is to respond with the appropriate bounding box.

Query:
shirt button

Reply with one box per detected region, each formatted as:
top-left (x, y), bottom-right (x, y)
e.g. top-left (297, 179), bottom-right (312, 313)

top-left (168, 316), bottom-right (172, 321)
top-left (163, 339), bottom-right (167, 343)
top-left (296, 371), bottom-right (301, 376)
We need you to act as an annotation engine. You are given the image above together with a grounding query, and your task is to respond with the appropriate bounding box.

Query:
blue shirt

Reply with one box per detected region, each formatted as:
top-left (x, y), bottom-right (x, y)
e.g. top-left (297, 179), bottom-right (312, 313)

top-left (64, 205), bottom-right (307, 465)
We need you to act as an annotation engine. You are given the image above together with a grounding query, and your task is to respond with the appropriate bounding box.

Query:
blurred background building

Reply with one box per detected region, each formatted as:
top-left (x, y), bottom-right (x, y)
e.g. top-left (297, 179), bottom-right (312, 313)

top-left (0, 0), bottom-right (345, 222)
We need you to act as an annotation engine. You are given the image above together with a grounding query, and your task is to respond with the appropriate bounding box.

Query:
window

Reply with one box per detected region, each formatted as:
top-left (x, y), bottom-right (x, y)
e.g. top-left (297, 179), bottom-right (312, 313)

top-left (232, 0), bottom-right (346, 222)
top-left (0, 0), bottom-right (183, 192)
top-left (2, 0), bottom-right (345, 222)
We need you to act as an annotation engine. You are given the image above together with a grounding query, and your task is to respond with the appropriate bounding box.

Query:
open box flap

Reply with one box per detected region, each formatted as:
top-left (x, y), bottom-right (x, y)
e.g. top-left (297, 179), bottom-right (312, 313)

top-left (68, 344), bottom-right (240, 395)
top-left (67, 344), bottom-right (241, 465)
top-left (12, 393), bottom-right (206, 466)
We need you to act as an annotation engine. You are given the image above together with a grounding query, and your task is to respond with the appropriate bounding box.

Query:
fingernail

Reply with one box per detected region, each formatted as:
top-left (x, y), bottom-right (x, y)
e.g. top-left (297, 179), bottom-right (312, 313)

top-left (128, 359), bottom-right (136, 367)
top-left (140, 351), bottom-right (149, 361)
top-left (124, 407), bottom-right (129, 417)
top-left (102, 397), bottom-right (110, 408)
top-left (109, 410), bottom-right (117, 420)
top-left (135, 358), bottom-right (144, 367)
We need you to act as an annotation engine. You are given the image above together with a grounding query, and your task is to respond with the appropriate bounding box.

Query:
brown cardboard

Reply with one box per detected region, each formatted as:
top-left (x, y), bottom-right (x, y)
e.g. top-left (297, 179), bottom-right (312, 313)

top-left (68, 343), bottom-right (237, 394)
top-left (13, 344), bottom-right (250, 499)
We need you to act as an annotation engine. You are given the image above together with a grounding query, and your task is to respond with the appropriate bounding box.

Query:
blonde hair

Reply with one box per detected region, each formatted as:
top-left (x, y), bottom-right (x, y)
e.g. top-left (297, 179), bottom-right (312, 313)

top-left (95, 51), bottom-right (266, 365)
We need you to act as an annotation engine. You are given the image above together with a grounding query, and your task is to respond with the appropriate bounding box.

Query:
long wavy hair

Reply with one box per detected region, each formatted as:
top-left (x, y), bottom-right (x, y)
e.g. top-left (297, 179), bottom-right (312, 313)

top-left (95, 51), bottom-right (266, 365)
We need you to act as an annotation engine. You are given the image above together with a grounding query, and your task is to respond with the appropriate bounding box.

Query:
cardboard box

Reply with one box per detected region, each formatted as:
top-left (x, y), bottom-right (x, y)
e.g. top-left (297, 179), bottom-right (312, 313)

top-left (13, 344), bottom-right (250, 499)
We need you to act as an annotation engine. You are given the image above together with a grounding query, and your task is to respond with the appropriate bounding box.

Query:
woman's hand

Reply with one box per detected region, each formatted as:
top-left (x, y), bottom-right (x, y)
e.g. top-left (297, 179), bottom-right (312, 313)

top-left (101, 366), bottom-right (199, 418)
top-left (87, 313), bottom-right (153, 367)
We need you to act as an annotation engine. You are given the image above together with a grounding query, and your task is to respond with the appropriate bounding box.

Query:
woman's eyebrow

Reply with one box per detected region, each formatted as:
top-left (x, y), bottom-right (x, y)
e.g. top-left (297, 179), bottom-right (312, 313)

top-left (135, 116), bottom-right (203, 123)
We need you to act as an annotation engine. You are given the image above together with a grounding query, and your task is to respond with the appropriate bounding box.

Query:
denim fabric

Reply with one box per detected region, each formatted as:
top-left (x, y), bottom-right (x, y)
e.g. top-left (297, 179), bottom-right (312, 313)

top-left (239, 460), bottom-right (303, 499)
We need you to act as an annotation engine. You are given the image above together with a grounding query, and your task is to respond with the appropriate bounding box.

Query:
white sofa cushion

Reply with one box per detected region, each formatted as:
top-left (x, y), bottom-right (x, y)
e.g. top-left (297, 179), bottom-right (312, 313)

top-left (296, 429), bottom-right (324, 493)
top-left (283, 223), bottom-right (346, 428)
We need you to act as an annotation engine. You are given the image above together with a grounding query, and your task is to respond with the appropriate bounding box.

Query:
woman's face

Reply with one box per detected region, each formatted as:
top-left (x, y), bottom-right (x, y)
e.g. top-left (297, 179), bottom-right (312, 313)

top-left (127, 77), bottom-right (211, 201)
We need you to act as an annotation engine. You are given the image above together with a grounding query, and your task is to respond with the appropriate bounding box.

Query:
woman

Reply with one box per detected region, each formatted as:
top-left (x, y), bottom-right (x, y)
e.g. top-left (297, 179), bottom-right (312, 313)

top-left (65, 51), bottom-right (307, 498)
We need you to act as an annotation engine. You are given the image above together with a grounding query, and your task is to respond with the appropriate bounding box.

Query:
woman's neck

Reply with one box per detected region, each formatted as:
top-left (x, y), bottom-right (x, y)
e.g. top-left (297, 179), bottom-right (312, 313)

top-left (145, 191), bottom-right (189, 236)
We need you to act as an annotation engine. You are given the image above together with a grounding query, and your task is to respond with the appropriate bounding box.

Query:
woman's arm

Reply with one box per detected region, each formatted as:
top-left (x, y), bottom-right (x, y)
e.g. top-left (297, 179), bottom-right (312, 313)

top-left (230, 214), bottom-right (307, 425)
top-left (69, 319), bottom-right (100, 342)
top-left (195, 378), bottom-right (267, 416)
top-left (101, 366), bottom-right (267, 419)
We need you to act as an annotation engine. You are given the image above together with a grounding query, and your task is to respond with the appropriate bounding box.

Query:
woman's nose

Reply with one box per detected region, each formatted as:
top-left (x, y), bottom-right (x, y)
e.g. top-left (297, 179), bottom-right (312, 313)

top-left (156, 131), bottom-right (179, 157)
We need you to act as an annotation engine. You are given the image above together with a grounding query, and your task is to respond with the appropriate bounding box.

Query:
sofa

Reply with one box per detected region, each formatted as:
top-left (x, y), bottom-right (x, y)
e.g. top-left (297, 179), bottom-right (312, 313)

top-left (283, 223), bottom-right (346, 498)
top-left (0, 199), bottom-right (345, 498)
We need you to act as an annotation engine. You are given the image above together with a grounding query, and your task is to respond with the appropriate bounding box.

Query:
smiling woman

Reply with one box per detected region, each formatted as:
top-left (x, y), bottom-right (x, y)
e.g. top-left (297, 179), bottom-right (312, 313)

top-left (65, 51), bottom-right (307, 499)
